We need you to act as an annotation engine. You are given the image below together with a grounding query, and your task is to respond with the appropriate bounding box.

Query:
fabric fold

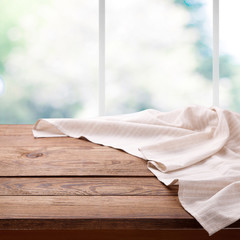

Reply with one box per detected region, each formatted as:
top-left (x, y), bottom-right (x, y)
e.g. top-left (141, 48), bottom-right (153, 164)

top-left (32, 105), bottom-right (240, 235)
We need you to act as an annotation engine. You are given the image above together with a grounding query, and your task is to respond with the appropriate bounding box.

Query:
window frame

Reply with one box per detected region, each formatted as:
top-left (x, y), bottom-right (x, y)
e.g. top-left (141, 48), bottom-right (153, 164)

top-left (98, 0), bottom-right (220, 116)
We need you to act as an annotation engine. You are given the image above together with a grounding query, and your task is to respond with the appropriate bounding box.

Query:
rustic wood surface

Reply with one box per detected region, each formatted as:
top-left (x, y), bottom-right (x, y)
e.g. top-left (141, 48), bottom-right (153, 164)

top-left (0, 177), bottom-right (177, 196)
top-left (1, 230), bottom-right (240, 240)
top-left (0, 195), bottom-right (188, 219)
top-left (0, 125), bottom-right (152, 176)
top-left (0, 124), bottom-right (239, 240)
top-left (0, 146), bottom-right (152, 176)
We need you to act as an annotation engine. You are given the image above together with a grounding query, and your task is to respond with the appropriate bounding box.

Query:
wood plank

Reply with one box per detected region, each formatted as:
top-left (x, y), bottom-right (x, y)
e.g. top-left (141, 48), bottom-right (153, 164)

top-left (0, 195), bottom-right (201, 230)
top-left (0, 218), bottom-right (202, 231)
top-left (0, 125), bottom-right (106, 147)
top-left (0, 196), bottom-right (239, 230)
top-left (0, 135), bottom-right (97, 147)
top-left (0, 146), bottom-right (152, 176)
top-left (0, 177), bottom-right (178, 196)
top-left (0, 196), bottom-right (190, 220)
top-left (0, 125), bottom-right (33, 136)
top-left (1, 229), bottom-right (240, 240)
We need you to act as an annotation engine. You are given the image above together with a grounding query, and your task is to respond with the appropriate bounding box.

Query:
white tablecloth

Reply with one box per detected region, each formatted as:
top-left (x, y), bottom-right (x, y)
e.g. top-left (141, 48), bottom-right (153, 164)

top-left (32, 105), bottom-right (240, 235)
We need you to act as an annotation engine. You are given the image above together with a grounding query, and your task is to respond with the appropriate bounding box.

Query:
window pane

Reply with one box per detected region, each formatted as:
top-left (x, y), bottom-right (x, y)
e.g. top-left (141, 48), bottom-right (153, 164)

top-left (106, 0), bottom-right (212, 114)
top-left (220, 0), bottom-right (240, 112)
top-left (0, 0), bottom-right (98, 123)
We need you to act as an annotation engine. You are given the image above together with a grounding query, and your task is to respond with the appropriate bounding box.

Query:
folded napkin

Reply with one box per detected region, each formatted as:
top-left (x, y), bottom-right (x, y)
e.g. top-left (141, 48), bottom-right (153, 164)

top-left (32, 105), bottom-right (240, 235)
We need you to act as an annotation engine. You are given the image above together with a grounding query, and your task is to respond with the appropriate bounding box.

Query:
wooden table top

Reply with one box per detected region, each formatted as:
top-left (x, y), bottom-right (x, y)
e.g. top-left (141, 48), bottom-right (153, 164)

top-left (0, 124), bottom-right (239, 231)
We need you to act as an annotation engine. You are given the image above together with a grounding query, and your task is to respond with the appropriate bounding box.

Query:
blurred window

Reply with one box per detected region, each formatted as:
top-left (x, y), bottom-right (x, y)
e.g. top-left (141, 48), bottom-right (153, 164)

top-left (1, 0), bottom-right (234, 123)
top-left (105, 0), bottom-right (212, 115)
top-left (219, 0), bottom-right (240, 112)
top-left (0, 0), bottom-right (98, 123)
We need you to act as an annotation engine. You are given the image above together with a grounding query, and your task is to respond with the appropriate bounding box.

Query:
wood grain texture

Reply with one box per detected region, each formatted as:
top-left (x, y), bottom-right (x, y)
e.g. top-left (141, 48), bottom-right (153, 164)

top-left (0, 124), bottom-right (152, 176)
top-left (1, 230), bottom-right (240, 240)
top-left (1, 125), bottom-right (240, 233)
top-left (0, 135), bottom-right (94, 147)
top-left (0, 195), bottom-right (202, 230)
top-left (0, 177), bottom-right (178, 196)
top-left (0, 196), bottom-right (190, 219)
top-left (0, 219), bottom-right (202, 231)
top-left (0, 125), bottom-right (33, 136)
top-left (0, 146), bottom-right (152, 176)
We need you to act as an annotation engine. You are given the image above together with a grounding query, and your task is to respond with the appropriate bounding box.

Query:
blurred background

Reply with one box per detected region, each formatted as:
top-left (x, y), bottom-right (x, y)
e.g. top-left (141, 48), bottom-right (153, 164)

top-left (0, 0), bottom-right (238, 123)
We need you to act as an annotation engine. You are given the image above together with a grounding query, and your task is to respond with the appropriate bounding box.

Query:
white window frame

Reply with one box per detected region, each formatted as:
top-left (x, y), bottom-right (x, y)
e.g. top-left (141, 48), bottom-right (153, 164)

top-left (99, 0), bottom-right (105, 116)
top-left (213, 0), bottom-right (219, 106)
top-left (98, 0), bottom-right (220, 116)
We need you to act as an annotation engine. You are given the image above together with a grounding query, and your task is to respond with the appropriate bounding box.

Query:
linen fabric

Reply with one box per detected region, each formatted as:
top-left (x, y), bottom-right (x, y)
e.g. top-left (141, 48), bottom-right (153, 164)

top-left (32, 105), bottom-right (240, 235)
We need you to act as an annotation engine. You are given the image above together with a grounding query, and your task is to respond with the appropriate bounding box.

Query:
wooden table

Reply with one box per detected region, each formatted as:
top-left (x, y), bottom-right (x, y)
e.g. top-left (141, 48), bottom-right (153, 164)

top-left (0, 125), bottom-right (239, 240)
